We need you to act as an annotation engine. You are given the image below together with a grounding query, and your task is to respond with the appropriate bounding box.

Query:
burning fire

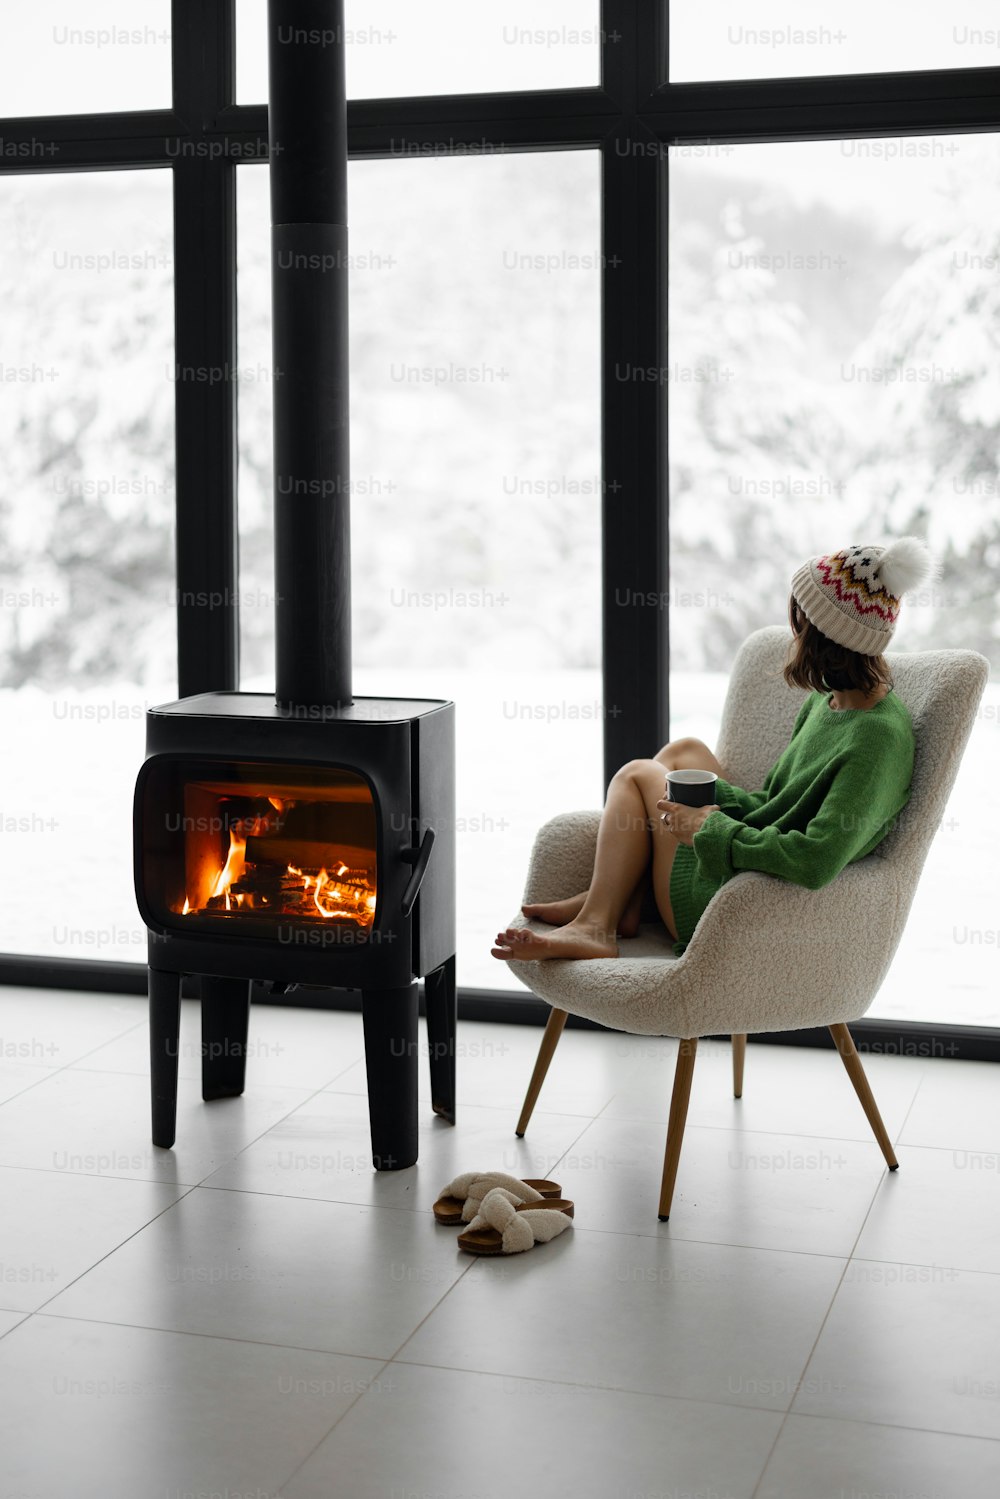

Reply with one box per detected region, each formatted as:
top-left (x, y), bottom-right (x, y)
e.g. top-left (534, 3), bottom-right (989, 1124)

top-left (186, 827), bottom-right (375, 925)
top-left (210, 832), bottom-right (247, 912)
top-left (288, 862), bottom-right (377, 922)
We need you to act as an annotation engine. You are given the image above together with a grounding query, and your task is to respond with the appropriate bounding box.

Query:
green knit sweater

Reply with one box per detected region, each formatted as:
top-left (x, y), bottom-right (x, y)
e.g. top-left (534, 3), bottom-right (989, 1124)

top-left (668, 688), bottom-right (915, 956)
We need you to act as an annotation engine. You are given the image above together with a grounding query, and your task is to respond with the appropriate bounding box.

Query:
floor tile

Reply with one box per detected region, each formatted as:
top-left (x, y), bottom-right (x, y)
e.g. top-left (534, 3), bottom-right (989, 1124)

top-left (204, 1086), bottom-right (592, 1210)
top-left (794, 1262), bottom-right (1000, 1439)
top-left (599, 1035), bottom-right (924, 1146)
top-left (282, 1359), bottom-right (783, 1499)
top-left (0, 1308), bottom-right (29, 1339)
top-left (756, 1411), bottom-right (1000, 1499)
top-left (543, 1112), bottom-right (887, 1256)
top-left (43, 1187), bottom-right (477, 1359)
top-left (73, 996), bottom-right (365, 1090)
top-left (0, 1312), bottom-right (383, 1499)
top-left (0, 1065), bottom-right (318, 1184)
top-left (898, 1060), bottom-right (1000, 1152)
top-left (0, 988), bottom-right (144, 1068)
top-left (0, 1056), bottom-right (63, 1105)
top-left (0, 1166), bottom-right (188, 1311)
top-left (396, 1228), bottom-right (845, 1410)
top-left (854, 1142), bottom-right (1000, 1275)
top-left (3, 990), bottom-right (998, 1491)
top-left (327, 1016), bottom-right (633, 1117)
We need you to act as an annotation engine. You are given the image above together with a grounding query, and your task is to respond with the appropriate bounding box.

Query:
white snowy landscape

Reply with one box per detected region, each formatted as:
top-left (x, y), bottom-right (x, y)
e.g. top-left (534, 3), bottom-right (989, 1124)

top-left (1, 100), bottom-right (998, 1028)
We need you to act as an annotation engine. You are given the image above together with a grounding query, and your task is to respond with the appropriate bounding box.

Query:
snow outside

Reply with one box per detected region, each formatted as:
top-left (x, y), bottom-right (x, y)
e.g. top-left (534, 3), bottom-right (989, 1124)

top-left (1, 138), bottom-right (997, 1028)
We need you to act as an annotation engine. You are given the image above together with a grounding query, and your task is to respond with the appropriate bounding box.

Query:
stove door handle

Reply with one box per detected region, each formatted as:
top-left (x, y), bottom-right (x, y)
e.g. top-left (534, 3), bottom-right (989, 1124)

top-left (400, 828), bottom-right (435, 918)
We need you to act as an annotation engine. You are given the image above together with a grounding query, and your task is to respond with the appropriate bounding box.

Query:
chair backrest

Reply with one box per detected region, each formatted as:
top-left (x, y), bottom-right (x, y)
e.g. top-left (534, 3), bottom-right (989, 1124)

top-left (714, 625), bottom-right (991, 900)
top-left (714, 626), bottom-right (804, 793)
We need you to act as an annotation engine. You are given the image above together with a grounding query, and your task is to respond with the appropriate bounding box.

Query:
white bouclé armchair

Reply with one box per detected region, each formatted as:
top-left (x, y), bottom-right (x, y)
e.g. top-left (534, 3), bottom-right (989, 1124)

top-left (503, 626), bottom-right (990, 1219)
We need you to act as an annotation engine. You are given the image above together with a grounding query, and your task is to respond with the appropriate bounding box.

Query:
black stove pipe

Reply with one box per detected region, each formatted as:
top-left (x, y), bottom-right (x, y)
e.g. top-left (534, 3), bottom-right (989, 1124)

top-left (267, 0), bottom-right (353, 708)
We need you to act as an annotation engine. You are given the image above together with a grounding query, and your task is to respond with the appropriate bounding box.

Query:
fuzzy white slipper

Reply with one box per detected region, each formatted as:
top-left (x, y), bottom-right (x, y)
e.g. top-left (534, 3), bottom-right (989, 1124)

top-left (457, 1187), bottom-right (574, 1256)
top-left (433, 1170), bottom-right (563, 1225)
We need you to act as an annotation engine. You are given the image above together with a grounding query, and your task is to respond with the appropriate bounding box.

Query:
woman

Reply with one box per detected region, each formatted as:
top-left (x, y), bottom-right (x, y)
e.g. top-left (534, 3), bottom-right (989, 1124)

top-left (492, 536), bottom-right (936, 963)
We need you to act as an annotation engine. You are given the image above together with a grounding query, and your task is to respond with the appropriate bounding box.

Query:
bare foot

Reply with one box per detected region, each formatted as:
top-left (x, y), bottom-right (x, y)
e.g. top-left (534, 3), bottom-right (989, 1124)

top-left (523, 888), bottom-right (643, 939)
top-left (522, 894), bottom-right (586, 925)
top-left (492, 920), bottom-right (619, 962)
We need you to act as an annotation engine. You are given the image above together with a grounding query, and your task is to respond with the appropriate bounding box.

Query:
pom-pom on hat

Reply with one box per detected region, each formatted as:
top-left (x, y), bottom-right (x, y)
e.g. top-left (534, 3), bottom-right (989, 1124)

top-left (789, 535), bottom-right (939, 656)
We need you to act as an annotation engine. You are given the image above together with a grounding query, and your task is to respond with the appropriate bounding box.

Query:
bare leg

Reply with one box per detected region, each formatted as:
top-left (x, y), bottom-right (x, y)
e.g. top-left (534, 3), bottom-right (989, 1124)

top-left (495, 760), bottom-right (681, 962)
top-left (621, 736), bottom-right (724, 926)
top-left (521, 737), bottom-right (723, 939)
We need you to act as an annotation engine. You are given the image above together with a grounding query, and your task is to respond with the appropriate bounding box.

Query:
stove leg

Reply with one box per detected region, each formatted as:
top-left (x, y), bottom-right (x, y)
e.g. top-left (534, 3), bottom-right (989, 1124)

top-left (149, 967), bottom-right (181, 1148)
top-left (201, 977), bottom-right (254, 1101)
top-left (423, 954), bottom-right (456, 1124)
top-left (361, 983), bottom-right (419, 1171)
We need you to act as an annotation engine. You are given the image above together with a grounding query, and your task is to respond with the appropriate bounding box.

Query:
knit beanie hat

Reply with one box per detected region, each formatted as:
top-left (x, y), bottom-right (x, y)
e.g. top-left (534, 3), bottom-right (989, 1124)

top-left (789, 535), bottom-right (939, 656)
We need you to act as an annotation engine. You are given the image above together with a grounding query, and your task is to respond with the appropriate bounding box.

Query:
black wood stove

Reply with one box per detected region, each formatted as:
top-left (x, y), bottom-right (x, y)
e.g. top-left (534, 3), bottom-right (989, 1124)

top-left (133, 0), bottom-right (456, 1169)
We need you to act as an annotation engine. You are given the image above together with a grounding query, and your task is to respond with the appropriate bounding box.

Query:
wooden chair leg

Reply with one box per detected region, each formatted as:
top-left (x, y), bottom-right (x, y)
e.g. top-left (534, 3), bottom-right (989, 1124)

top-left (732, 1033), bottom-right (747, 1098)
top-left (829, 1023), bottom-right (899, 1170)
top-left (515, 1007), bottom-right (568, 1137)
top-left (658, 1037), bottom-right (698, 1221)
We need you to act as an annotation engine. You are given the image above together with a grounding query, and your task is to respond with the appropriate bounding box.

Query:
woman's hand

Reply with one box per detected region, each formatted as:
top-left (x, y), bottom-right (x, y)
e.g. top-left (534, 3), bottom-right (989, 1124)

top-left (655, 799), bottom-right (720, 847)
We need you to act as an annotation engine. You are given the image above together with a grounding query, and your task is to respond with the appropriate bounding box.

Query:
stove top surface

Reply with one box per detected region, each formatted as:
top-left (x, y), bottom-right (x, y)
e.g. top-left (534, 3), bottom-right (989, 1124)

top-left (150, 692), bottom-right (452, 723)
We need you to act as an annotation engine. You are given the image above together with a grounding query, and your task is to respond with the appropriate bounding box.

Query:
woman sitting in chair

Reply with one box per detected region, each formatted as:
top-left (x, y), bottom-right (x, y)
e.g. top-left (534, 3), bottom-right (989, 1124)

top-left (492, 536), bottom-right (936, 964)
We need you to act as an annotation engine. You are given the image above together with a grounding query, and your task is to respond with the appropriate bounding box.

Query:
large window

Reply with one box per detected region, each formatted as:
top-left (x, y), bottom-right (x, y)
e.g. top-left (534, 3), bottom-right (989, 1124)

top-left (668, 132), bottom-right (1000, 1028)
top-left (0, 6), bottom-right (996, 1058)
top-left (669, 1), bottom-right (1000, 81)
top-left (237, 151), bottom-right (602, 990)
top-left (0, 170), bottom-right (175, 961)
top-left (237, 0), bottom-right (602, 100)
top-left (0, 6), bottom-right (172, 116)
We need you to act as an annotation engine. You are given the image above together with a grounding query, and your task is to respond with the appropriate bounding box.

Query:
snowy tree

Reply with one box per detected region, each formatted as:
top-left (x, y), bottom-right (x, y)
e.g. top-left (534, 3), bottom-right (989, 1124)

top-left (848, 156), bottom-right (1000, 662)
top-left (668, 189), bottom-right (855, 669)
top-left (668, 157), bottom-right (1000, 675)
top-left (0, 177), bottom-right (175, 688)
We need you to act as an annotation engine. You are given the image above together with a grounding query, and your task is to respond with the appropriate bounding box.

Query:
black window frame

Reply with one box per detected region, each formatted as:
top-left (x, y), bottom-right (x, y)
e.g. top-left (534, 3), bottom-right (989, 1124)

top-left (0, 0), bottom-right (996, 1063)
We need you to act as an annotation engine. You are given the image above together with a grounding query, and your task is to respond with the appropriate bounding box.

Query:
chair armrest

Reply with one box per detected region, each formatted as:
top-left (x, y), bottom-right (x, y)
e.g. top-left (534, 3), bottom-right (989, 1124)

top-left (521, 812), bottom-right (600, 905)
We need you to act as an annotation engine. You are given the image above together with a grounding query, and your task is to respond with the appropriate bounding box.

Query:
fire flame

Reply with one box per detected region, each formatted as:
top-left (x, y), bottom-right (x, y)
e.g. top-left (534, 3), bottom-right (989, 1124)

top-left (210, 831), bottom-right (247, 913)
top-left (183, 834), bottom-right (375, 925)
top-left (288, 862), bottom-right (376, 922)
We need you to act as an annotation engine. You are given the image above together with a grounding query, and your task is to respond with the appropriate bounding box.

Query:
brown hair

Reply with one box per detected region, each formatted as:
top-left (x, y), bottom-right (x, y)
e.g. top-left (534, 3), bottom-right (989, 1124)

top-left (783, 595), bottom-right (893, 696)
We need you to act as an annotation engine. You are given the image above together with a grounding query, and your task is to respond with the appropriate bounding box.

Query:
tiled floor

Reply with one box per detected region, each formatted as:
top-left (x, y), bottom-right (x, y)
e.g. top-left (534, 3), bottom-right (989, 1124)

top-left (1, 988), bottom-right (998, 1498)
